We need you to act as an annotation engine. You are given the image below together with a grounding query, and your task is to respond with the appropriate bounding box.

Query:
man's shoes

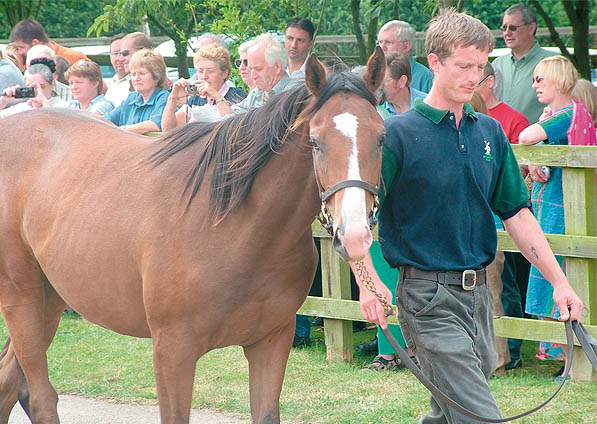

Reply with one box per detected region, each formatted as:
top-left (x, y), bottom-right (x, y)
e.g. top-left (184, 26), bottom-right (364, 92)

top-left (356, 337), bottom-right (378, 354)
top-left (292, 335), bottom-right (311, 348)
top-left (364, 355), bottom-right (401, 371)
top-left (505, 358), bottom-right (522, 370)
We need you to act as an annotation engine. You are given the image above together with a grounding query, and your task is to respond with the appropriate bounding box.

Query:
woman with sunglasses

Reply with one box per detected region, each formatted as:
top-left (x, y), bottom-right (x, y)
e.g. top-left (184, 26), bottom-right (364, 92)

top-left (0, 62), bottom-right (68, 118)
top-left (236, 40), bottom-right (256, 91)
top-left (161, 45), bottom-right (246, 131)
top-left (66, 60), bottom-right (114, 117)
top-left (519, 55), bottom-right (596, 381)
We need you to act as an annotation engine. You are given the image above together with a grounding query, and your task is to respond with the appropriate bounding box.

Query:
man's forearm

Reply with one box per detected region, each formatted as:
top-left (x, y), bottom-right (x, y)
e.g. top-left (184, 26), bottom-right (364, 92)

top-left (503, 207), bottom-right (567, 288)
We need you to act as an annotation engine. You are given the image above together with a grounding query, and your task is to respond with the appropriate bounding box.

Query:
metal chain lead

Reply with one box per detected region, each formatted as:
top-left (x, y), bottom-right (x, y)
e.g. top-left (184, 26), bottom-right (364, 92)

top-left (354, 260), bottom-right (394, 317)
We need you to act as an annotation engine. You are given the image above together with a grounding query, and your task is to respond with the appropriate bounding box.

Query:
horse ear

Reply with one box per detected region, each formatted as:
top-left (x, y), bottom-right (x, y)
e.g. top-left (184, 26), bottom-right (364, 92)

top-left (362, 46), bottom-right (386, 94)
top-left (305, 53), bottom-right (326, 97)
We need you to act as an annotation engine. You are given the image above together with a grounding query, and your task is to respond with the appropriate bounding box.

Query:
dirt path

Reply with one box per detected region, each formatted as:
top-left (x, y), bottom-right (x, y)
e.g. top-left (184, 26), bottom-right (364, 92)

top-left (9, 394), bottom-right (251, 423)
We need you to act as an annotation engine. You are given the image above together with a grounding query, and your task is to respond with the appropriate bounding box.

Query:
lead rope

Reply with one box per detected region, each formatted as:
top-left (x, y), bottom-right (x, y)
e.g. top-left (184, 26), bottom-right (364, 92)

top-left (356, 259), bottom-right (575, 423)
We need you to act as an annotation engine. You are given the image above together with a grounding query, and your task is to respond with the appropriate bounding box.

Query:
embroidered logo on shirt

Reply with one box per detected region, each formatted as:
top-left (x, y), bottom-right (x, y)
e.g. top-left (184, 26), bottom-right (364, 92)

top-left (483, 140), bottom-right (494, 162)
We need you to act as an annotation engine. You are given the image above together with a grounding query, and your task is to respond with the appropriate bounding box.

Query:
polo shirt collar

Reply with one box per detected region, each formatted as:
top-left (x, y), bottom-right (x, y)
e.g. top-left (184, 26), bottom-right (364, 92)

top-left (509, 41), bottom-right (542, 63)
top-left (130, 89), bottom-right (161, 107)
top-left (413, 97), bottom-right (477, 124)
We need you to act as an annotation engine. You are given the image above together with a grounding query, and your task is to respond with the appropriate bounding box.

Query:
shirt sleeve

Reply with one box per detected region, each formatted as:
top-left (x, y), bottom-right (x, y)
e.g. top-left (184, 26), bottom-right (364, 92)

top-left (490, 140), bottom-right (530, 219)
top-left (539, 108), bottom-right (572, 144)
top-left (147, 91), bottom-right (169, 130)
top-left (379, 143), bottom-right (399, 209)
top-left (508, 115), bottom-right (529, 144)
top-left (107, 103), bottom-right (122, 125)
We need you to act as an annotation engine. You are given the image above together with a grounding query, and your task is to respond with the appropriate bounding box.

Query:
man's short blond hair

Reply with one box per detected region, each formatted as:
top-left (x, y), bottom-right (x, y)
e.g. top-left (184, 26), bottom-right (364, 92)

top-left (534, 55), bottom-right (578, 95)
top-left (425, 11), bottom-right (494, 61)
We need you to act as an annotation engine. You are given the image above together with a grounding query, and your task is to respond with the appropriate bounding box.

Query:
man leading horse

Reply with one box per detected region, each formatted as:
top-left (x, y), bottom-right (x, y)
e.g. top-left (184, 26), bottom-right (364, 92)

top-left (351, 10), bottom-right (583, 424)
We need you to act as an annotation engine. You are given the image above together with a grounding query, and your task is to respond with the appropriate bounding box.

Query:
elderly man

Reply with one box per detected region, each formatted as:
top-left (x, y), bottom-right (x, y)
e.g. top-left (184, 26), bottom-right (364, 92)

top-left (377, 20), bottom-right (433, 93)
top-left (492, 4), bottom-right (556, 124)
top-left (284, 17), bottom-right (315, 82)
top-left (219, 33), bottom-right (300, 115)
top-left (9, 18), bottom-right (89, 66)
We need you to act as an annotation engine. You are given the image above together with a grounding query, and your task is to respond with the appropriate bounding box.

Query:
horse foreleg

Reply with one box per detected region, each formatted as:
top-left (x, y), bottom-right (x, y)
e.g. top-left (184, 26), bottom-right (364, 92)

top-left (243, 320), bottom-right (295, 424)
top-left (151, 329), bottom-right (200, 424)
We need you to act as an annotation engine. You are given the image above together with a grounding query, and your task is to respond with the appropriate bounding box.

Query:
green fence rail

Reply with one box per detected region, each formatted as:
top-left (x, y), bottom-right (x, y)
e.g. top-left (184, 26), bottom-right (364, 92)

top-left (299, 144), bottom-right (597, 382)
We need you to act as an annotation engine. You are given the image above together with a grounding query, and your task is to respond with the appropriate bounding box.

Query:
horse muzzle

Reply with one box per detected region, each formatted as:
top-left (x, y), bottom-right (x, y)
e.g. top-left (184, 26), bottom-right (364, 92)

top-left (332, 222), bottom-right (373, 261)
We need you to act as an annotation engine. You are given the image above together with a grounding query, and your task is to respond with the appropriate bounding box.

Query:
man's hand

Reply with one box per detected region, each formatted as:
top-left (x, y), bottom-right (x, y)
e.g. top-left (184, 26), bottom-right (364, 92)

top-left (553, 282), bottom-right (583, 322)
top-left (350, 256), bottom-right (394, 329)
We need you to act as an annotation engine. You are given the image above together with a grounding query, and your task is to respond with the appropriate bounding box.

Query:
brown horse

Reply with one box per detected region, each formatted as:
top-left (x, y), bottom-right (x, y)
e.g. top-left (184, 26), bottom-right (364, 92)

top-left (0, 50), bottom-right (385, 423)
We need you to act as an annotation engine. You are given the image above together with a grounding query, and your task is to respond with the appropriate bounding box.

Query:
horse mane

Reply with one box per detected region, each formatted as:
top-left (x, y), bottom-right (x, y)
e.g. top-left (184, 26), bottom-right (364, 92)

top-left (150, 72), bottom-right (377, 225)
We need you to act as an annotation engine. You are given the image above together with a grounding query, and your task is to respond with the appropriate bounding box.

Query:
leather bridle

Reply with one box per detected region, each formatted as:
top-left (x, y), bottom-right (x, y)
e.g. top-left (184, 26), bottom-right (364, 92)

top-left (312, 149), bottom-right (380, 236)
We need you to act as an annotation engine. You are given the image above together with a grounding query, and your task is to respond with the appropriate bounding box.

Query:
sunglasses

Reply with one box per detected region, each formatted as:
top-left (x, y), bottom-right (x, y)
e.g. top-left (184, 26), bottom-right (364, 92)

top-left (234, 58), bottom-right (248, 68)
top-left (477, 73), bottom-right (494, 87)
top-left (500, 23), bottom-right (529, 32)
top-left (532, 76), bottom-right (545, 84)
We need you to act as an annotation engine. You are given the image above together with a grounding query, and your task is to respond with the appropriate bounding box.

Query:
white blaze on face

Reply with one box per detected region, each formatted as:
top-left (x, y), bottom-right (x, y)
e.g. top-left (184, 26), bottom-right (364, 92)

top-left (332, 112), bottom-right (367, 232)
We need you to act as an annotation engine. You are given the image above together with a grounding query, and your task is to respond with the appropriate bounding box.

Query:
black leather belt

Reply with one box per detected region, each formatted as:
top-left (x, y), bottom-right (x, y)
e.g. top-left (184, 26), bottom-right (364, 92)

top-left (402, 266), bottom-right (486, 290)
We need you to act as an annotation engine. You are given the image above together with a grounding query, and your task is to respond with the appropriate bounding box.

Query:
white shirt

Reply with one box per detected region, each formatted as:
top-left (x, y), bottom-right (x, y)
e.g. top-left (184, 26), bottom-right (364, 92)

top-left (105, 74), bottom-right (132, 108)
top-left (286, 57), bottom-right (308, 82)
top-left (0, 96), bottom-right (69, 118)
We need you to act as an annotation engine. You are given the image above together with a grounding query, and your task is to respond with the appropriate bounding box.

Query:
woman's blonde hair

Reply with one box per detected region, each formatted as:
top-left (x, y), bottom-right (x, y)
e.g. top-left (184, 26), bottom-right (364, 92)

top-left (194, 45), bottom-right (231, 78)
top-left (65, 60), bottom-right (104, 95)
top-left (534, 55), bottom-right (578, 95)
top-left (572, 79), bottom-right (597, 124)
top-left (129, 49), bottom-right (167, 88)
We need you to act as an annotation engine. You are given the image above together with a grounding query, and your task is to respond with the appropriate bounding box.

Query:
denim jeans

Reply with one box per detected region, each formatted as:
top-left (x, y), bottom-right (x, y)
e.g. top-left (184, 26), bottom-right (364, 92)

top-left (396, 271), bottom-right (501, 424)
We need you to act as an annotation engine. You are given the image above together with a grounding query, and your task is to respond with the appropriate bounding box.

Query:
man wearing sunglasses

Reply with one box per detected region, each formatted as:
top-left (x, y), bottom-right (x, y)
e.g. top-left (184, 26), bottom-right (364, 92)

top-left (492, 4), bottom-right (556, 124)
top-left (106, 32), bottom-right (153, 108)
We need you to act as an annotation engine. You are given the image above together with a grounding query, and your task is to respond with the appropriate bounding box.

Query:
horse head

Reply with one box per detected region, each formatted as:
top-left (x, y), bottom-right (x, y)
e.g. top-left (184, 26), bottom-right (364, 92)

top-left (305, 47), bottom-right (386, 262)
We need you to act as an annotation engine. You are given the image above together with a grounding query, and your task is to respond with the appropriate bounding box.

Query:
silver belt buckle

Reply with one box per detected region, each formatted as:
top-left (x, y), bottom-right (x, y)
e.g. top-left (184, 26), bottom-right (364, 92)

top-left (462, 270), bottom-right (476, 290)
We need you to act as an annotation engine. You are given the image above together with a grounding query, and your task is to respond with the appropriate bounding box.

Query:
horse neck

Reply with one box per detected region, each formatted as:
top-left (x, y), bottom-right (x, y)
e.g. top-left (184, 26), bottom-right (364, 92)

top-left (246, 131), bottom-right (320, 239)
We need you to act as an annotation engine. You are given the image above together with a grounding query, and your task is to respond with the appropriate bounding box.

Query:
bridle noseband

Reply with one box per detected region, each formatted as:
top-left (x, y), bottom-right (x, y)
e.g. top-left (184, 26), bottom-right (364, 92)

top-left (312, 149), bottom-right (380, 236)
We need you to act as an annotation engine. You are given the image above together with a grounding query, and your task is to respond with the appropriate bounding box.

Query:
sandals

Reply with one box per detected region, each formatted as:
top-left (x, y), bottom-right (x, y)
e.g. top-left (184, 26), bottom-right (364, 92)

top-left (365, 355), bottom-right (402, 371)
top-left (364, 354), bottom-right (420, 372)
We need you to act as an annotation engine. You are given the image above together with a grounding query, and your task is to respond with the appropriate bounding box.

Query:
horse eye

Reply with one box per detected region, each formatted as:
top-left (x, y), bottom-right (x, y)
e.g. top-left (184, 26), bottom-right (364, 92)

top-left (310, 136), bottom-right (320, 150)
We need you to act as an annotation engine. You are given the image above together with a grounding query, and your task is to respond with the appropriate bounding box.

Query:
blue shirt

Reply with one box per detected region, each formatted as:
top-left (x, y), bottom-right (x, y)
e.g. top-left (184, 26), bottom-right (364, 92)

top-left (381, 87), bottom-right (427, 116)
top-left (409, 56), bottom-right (433, 94)
top-left (68, 94), bottom-right (114, 117)
top-left (108, 89), bottom-right (169, 130)
top-left (0, 58), bottom-right (24, 92)
top-left (379, 99), bottom-right (529, 271)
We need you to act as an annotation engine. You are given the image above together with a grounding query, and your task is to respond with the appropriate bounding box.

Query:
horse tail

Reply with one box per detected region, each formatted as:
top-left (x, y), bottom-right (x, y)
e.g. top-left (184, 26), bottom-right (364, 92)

top-left (0, 337), bottom-right (30, 423)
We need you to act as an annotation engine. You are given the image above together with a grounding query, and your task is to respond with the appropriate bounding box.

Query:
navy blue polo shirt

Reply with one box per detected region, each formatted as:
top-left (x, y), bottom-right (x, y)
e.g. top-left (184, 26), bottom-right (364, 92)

top-left (379, 99), bottom-right (529, 271)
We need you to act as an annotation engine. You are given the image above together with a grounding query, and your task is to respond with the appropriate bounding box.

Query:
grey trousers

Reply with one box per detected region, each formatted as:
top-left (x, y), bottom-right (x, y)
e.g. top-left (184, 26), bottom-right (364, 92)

top-left (396, 271), bottom-right (501, 424)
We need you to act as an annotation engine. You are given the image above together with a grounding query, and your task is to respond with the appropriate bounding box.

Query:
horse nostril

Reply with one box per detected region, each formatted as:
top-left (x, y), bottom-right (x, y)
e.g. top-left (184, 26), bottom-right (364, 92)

top-left (333, 228), bottom-right (350, 261)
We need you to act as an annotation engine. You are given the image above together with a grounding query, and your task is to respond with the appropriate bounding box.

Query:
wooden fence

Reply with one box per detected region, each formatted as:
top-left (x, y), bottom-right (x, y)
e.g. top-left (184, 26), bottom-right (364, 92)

top-left (298, 144), bottom-right (597, 382)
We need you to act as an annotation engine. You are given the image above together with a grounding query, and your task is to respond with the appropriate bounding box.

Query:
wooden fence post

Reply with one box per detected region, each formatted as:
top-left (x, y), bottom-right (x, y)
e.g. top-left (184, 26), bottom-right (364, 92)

top-left (562, 166), bottom-right (597, 382)
top-left (320, 238), bottom-right (354, 361)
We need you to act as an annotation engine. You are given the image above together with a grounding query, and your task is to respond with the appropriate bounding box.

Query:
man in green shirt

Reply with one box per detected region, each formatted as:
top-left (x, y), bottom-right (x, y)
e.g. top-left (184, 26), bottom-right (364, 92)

top-left (492, 3), bottom-right (556, 124)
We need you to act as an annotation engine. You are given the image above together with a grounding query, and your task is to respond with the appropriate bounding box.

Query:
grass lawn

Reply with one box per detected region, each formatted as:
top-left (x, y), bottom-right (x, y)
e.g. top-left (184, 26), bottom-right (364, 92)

top-left (1, 315), bottom-right (595, 423)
